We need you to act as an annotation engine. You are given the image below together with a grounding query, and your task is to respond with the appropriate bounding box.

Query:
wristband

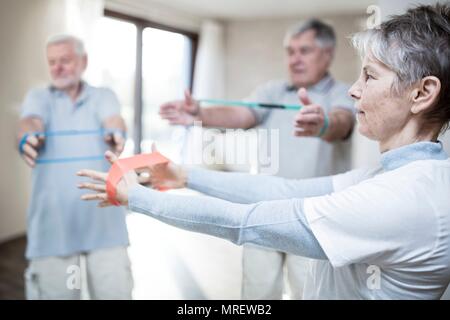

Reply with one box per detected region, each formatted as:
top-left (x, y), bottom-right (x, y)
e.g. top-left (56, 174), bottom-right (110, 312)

top-left (318, 113), bottom-right (329, 137)
top-left (18, 133), bottom-right (29, 154)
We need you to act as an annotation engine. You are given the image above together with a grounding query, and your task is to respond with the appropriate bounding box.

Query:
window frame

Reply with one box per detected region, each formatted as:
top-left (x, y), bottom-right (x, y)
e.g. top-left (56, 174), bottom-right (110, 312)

top-left (104, 9), bottom-right (198, 154)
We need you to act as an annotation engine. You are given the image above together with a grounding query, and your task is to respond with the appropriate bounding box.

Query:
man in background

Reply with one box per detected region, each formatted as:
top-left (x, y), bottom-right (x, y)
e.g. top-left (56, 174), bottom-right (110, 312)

top-left (17, 35), bottom-right (133, 299)
top-left (159, 20), bottom-right (355, 299)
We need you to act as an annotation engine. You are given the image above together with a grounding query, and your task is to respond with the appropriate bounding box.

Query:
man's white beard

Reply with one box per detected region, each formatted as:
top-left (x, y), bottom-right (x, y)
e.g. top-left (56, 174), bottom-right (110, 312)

top-left (51, 75), bottom-right (80, 90)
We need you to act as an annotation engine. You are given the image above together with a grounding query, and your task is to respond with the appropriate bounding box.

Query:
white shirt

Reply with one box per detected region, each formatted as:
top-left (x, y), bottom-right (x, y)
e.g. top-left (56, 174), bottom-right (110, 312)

top-left (303, 147), bottom-right (450, 299)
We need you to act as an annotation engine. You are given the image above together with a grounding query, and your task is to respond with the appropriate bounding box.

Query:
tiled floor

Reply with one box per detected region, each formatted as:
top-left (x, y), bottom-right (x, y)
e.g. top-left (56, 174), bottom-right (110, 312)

top-left (0, 236), bottom-right (27, 300)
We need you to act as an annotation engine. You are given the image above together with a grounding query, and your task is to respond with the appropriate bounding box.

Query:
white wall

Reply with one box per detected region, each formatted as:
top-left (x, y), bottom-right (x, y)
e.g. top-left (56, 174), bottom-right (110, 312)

top-left (0, 0), bottom-right (68, 242)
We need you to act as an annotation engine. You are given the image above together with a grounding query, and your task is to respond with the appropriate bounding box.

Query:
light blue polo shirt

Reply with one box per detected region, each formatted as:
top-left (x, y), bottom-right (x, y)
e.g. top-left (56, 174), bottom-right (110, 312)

top-left (20, 82), bottom-right (129, 259)
top-left (246, 74), bottom-right (355, 178)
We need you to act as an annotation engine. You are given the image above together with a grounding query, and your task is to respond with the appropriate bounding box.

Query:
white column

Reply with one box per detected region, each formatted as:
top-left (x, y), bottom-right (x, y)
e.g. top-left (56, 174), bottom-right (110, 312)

top-left (182, 20), bottom-right (227, 169)
top-left (192, 20), bottom-right (226, 99)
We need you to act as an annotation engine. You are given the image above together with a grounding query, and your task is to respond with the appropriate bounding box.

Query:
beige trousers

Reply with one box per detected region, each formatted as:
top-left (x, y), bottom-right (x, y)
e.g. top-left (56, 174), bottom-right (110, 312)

top-left (25, 246), bottom-right (133, 300)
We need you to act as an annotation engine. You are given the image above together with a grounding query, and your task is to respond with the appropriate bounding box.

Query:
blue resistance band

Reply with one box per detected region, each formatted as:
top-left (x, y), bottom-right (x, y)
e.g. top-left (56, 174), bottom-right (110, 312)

top-left (19, 129), bottom-right (126, 164)
top-left (200, 99), bottom-right (328, 136)
top-left (199, 99), bottom-right (303, 111)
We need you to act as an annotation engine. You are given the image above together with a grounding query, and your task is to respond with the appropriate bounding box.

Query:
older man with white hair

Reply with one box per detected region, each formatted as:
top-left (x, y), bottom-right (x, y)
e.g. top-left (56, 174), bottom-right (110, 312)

top-left (159, 19), bottom-right (355, 299)
top-left (17, 35), bottom-right (133, 299)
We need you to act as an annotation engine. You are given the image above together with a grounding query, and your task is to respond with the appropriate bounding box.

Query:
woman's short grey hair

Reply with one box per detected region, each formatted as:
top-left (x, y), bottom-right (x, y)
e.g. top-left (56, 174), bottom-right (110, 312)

top-left (283, 19), bottom-right (336, 49)
top-left (352, 3), bottom-right (450, 130)
top-left (46, 34), bottom-right (86, 56)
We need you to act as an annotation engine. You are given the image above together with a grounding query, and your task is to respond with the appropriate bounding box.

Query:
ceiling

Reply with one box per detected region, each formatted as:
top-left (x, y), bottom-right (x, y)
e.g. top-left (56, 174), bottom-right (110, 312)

top-left (135, 0), bottom-right (375, 20)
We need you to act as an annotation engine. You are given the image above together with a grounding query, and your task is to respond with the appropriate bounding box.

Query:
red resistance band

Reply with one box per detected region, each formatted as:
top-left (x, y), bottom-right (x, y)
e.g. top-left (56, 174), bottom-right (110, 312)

top-left (106, 152), bottom-right (170, 206)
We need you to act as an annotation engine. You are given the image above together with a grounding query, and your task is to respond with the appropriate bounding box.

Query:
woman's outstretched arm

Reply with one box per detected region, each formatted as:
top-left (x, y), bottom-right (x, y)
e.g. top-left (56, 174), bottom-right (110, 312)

top-left (128, 184), bottom-right (327, 260)
top-left (186, 167), bottom-right (333, 203)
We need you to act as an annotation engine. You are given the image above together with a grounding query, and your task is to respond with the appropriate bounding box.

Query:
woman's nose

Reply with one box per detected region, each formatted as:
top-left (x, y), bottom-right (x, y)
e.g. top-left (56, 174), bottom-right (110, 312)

top-left (348, 82), bottom-right (361, 100)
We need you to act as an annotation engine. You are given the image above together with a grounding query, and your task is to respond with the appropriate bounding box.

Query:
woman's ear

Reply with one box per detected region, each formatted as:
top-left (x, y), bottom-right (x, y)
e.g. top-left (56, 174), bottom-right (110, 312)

top-left (410, 76), bottom-right (441, 114)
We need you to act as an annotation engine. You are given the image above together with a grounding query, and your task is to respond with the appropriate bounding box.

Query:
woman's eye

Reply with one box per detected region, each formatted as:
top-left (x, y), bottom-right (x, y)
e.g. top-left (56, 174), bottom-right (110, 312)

top-left (364, 73), bottom-right (374, 82)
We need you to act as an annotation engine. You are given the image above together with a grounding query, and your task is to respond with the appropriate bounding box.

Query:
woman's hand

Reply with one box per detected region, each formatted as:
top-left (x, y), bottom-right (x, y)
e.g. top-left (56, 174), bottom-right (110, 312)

top-left (143, 144), bottom-right (188, 190)
top-left (77, 150), bottom-right (138, 207)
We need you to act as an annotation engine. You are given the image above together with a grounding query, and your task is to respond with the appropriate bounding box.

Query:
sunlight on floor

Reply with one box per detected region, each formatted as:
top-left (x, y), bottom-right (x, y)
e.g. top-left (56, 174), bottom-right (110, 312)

top-left (126, 190), bottom-right (243, 300)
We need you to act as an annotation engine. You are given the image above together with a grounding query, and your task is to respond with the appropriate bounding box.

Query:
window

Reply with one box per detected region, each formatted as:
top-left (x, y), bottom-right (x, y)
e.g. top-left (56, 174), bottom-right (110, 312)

top-left (87, 10), bottom-right (198, 159)
top-left (87, 17), bottom-right (137, 156)
top-left (141, 27), bottom-right (194, 160)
